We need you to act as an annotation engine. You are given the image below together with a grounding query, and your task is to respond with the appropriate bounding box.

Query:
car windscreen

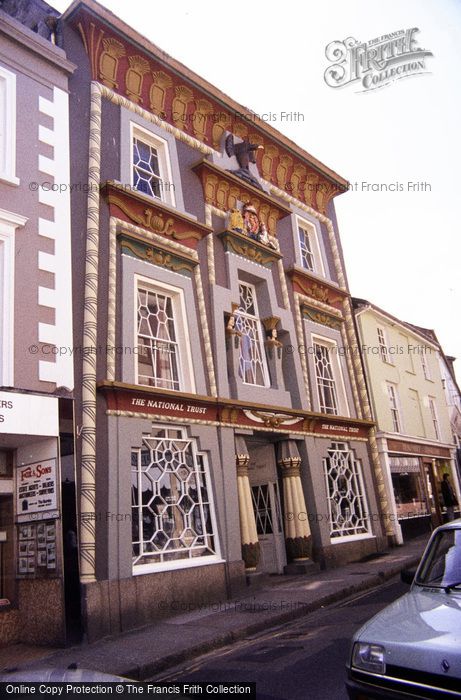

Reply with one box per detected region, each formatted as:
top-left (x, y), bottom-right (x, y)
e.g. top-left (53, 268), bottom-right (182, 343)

top-left (416, 528), bottom-right (461, 588)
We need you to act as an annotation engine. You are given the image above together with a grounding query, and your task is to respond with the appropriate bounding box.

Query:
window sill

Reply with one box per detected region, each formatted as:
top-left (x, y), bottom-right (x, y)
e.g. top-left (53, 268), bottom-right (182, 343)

top-left (0, 173), bottom-right (20, 187)
top-left (330, 533), bottom-right (376, 545)
top-left (133, 554), bottom-right (225, 576)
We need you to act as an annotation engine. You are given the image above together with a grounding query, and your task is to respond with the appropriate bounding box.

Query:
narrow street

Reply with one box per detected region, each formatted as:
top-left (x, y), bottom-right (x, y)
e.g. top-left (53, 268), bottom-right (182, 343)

top-left (150, 577), bottom-right (408, 700)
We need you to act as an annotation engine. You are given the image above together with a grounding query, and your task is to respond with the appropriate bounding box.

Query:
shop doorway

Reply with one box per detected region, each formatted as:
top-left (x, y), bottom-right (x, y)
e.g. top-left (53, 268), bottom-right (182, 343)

top-left (423, 460), bottom-right (443, 527)
top-left (248, 443), bottom-right (286, 574)
top-left (60, 432), bottom-right (82, 644)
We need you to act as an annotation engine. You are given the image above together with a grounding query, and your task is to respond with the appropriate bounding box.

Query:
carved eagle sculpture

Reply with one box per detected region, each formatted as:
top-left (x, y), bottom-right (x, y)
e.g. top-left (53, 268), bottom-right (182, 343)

top-left (225, 134), bottom-right (264, 190)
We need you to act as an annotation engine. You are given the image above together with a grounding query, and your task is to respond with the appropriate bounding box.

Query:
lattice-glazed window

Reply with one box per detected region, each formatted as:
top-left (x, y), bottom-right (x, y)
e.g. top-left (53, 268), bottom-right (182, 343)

top-left (131, 427), bottom-right (218, 568)
top-left (323, 442), bottom-right (371, 539)
top-left (235, 283), bottom-right (269, 387)
top-left (133, 136), bottom-right (163, 199)
top-left (298, 225), bottom-right (315, 272)
top-left (137, 287), bottom-right (181, 390)
top-left (314, 342), bottom-right (339, 414)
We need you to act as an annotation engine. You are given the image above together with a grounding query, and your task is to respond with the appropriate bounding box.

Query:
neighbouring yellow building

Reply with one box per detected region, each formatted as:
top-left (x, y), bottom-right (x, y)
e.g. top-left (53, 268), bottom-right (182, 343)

top-left (353, 299), bottom-right (460, 542)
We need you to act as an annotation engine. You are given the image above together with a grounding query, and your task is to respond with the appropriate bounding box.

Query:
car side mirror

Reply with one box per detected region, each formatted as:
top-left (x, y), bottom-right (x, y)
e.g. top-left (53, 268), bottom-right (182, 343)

top-left (401, 568), bottom-right (416, 585)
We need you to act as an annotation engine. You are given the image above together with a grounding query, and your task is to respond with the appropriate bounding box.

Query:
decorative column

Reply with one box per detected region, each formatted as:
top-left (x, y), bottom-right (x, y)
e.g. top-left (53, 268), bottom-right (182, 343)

top-left (278, 441), bottom-right (311, 561)
top-left (235, 436), bottom-right (260, 571)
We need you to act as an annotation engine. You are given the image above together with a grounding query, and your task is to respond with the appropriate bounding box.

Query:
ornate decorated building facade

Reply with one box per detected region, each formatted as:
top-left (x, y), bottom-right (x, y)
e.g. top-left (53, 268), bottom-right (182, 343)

top-left (61, 0), bottom-right (395, 641)
top-left (353, 299), bottom-right (461, 542)
top-left (0, 1), bottom-right (76, 646)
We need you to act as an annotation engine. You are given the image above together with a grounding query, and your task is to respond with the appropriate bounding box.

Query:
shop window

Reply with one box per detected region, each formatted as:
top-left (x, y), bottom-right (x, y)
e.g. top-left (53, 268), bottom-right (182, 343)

top-left (136, 280), bottom-right (194, 392)
top-left (323, 442), bottom-right (371, 540)
top-left (131, 426), bottom-right (220, 572)
top-left (0, 448), bottom-right (14, 605)
top-left (235, 283), bottom-right (269, 387)
top-left (131, 124), bottom-right (175, 206)
top-left (392, 471), bottom-right (429, 519)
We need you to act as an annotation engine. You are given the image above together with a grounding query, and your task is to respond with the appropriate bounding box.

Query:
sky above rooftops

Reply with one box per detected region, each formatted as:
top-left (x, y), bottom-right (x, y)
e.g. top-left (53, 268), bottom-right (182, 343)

top-left (53, 0), bottom-right (461, 382)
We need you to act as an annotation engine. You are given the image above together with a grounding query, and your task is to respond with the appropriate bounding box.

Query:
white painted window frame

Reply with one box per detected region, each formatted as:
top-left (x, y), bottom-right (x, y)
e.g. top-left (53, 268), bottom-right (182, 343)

top-left (130, 122), bottom-right (176, 207)
top-left (311, 333), bottom-right (349, 417)
top-left (428, 397), bottom-right (441, 441)
top-left (323, 441), bottom-right (372, 543)
top-left (377, 326), bottom-right (391, 364)
top-left (421, 351), bottom-right (431, 381)
top-left (0, 65), bottom-right (19, 186)
top-left (235, 282), bottom-right (270, 388)
top-left (0, 209), bottom-right (27, 386)
top-left (132, 424), bottom-right (222, 575)
top-left (387, 382), bottom-right (403, 433)
top-left (296, 216), bottom-right (325, 276)
top-left (133, 275), bottom-right (195, 393)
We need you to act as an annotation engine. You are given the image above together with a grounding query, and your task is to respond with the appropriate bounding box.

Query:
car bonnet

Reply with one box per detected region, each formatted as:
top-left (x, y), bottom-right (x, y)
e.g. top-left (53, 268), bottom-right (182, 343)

top-left (353, 588), bottom-right (461, 676)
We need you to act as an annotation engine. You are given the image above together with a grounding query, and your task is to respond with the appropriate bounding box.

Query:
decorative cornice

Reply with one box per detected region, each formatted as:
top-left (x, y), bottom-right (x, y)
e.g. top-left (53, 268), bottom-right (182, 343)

top-left (67, 4), bottom-right (348, 213)
top-left (218, 230), bottom-right (282, 268)
top-left (192, 160), bottom-right (291, 235)
top-left (101, 181), bottom-right (212, 248)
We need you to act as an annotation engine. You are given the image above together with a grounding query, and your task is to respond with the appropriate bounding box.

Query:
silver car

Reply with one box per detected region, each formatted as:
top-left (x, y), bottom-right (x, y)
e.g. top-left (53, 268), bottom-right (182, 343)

top-left (346, 520), bottom-right (461, 699)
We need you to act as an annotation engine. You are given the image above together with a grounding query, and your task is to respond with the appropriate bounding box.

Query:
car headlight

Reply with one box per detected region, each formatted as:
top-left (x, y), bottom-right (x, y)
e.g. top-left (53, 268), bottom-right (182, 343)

top-left (351, 642), bottom-right (386, 674)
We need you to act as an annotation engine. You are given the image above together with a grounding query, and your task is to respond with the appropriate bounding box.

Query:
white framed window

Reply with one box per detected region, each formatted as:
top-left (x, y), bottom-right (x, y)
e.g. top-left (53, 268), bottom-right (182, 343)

top-left (323, 442), bottom-right (371, 541)
top-left (0, 66), bottom-right (19, 185)
top-left (296, 218), bottom-right (324, 275)
top-left (428, 397), bottom-right (440, 440)
top-left (235, 282), bottom-right (270, 387)
top-left (312, 337), bottom-right (348, 416)
top-left (377, 327), bottom-right (390, 364)
top-left (131, 123), bottom-right (175, 206)
top-left (131, 425), bottom-right (221, 573)
top-left (0, 209), bottom-right (27, 387)
top-left (387, 382), bottom-right (402, 433)
top-left (135, 277), bottom-right (194, 392)
top-left (421, 352), bottom-right (431, 380)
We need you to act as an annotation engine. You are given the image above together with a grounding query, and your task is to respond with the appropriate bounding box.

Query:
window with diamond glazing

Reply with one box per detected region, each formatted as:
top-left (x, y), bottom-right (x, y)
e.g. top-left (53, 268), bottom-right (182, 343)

top-left (131, 427), bottom-right (218, 568)
top-left (133, 136), bottom-right (163, 199)
top-left (298, 225), bottom-right (315, 272)
top-left (323, 442), bottom-right (371, 539)
top-left (137, 287), bottom-right (181, 390)
top-left (235, 283), bottom-right (269, 387)
top-left (130, 124), bottom-right (175, 206)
